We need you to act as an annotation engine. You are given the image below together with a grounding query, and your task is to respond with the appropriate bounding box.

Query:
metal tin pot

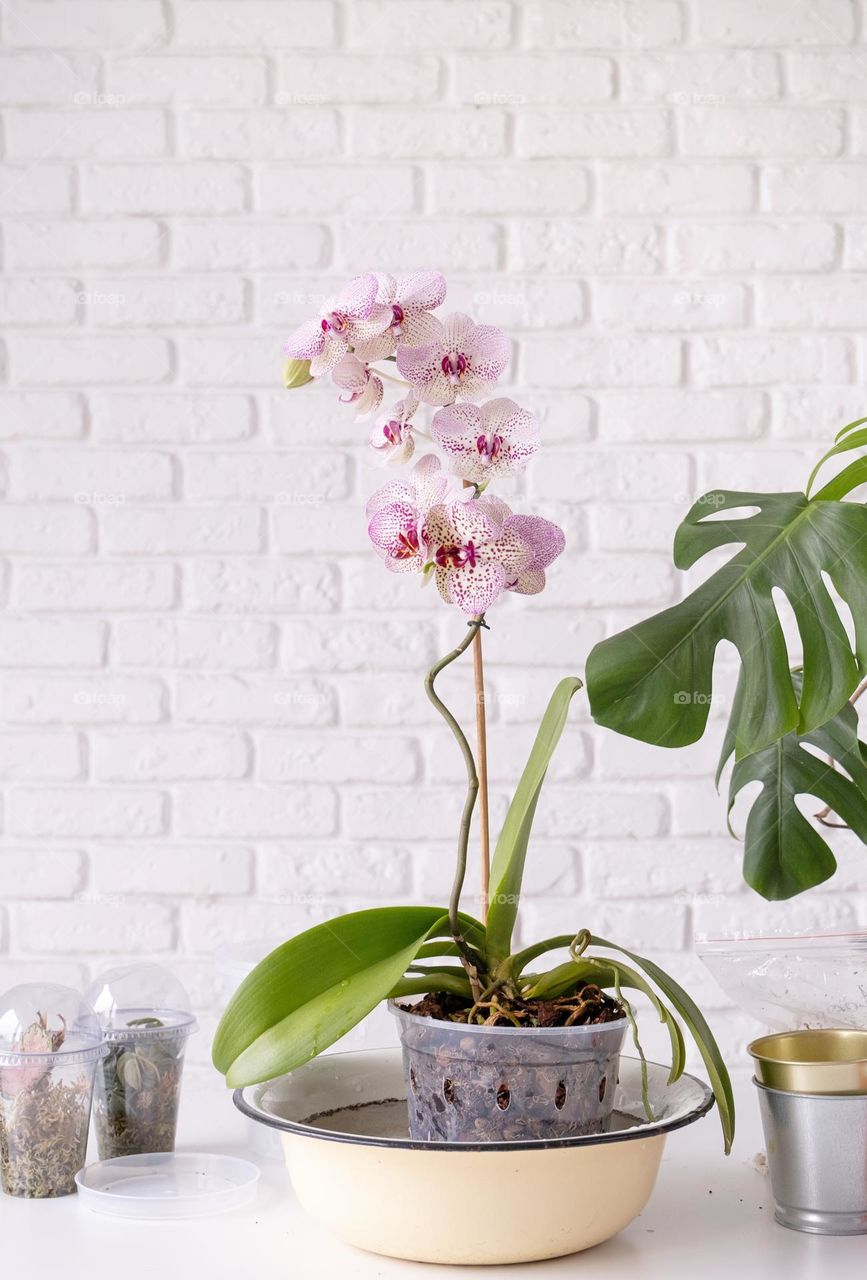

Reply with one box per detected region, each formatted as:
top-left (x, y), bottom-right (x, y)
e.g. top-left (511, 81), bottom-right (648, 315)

top-left (754, 1080), bottom-right (867, 1235)
top-left (749, 1028), bottom-right (867, 1094)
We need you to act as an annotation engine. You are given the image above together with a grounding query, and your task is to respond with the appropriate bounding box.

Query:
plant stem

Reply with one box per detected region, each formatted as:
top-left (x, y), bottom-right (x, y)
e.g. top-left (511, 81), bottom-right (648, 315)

top-left (472, 625), bottom-right (491, 922)
top-left (424, 618), bottom-right (487, 996)
top-left (375, 366), bottom-right (412, 388)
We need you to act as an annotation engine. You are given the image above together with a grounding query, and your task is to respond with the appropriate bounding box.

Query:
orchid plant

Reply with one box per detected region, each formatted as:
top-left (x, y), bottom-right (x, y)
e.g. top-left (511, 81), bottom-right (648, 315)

top-left (213, 271), bottom-right (735, 1153)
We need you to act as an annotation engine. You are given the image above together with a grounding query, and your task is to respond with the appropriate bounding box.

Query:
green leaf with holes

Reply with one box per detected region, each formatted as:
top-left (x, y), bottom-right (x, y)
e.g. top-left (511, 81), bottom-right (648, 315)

top-left (720, 672), bottom-right (867, 900)
top-left (586, 486), bottom-right (867, 759)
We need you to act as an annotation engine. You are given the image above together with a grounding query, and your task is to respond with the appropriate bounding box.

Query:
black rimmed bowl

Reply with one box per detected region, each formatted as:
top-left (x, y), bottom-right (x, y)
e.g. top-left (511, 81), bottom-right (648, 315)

top-left (235, 1047), bottom-right (713, 1265)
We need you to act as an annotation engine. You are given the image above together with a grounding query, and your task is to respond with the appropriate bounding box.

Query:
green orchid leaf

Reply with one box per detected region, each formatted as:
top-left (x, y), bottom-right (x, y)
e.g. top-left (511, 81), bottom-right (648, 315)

top-left (389, 968), bottom-right (473, 999)
top-left (213, 906), bottom-right (450, 1086)
top-left (586, 486), bottom-right (867, 760)
top-left (524, 955), bottom-right (686, 1085)
top-left (590, 936), bottom-right (735, 1154)
top-left (486, 677), bottom-right (582, 964)
top-left (720, 674), bottom-right (867, 900)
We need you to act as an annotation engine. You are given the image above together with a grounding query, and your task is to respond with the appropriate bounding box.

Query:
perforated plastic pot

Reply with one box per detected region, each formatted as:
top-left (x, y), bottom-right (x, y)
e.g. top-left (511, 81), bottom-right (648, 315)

top-left (389, 1002), bottom-right (628, 1142)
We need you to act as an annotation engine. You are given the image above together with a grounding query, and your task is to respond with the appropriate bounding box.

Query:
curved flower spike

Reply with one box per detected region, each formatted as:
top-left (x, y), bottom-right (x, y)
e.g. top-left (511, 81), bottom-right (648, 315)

top-left (283, 273), bottom-right (390, 378)
top-left (367, 454), bottom-right (449, 575)
top-left (431, 397), bottom-right (540, 483)
top-left (332, 354), bottom-right (383, 417)
top-left (422, 495), bottom-right (531, 615)
top-left (505, 513), bottom-right (566, 596)
top-left (370, 391), bottom-right (421, 464)
top-left (354, 271), bottom-right (447, 363)
top-left (396, 313), bottom-right (510, 406)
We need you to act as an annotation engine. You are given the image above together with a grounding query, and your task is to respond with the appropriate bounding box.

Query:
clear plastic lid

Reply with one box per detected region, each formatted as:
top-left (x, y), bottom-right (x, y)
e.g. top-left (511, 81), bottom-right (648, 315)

top-left (0, 982), bottom-right (107, 1067)
top-left (86, 964), bottom-right (198, 1043)
top-left (76, 1152), bottom-right (259, 1219)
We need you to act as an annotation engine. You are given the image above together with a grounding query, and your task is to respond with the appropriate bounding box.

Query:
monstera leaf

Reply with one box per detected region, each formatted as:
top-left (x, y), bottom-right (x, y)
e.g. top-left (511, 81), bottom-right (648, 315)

top-left (719, 673), bottom-right (867, 900)
top-left (586, 481), bottom-right (867, 759)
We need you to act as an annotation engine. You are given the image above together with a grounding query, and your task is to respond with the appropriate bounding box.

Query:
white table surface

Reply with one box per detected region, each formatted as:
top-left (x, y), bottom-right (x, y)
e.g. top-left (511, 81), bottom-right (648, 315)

top-left (1, 1073), bottom-right (864, 1279)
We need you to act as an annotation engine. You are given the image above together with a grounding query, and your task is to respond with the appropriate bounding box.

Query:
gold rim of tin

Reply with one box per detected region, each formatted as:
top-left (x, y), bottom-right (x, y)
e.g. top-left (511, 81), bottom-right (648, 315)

top-left (748, 1029), bottom-right (867, 1095)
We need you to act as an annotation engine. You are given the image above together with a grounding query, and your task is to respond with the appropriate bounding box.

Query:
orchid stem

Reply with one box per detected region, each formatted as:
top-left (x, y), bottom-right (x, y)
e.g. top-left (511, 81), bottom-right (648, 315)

top-left (375, 367), bottom-right (413, 388)
top-left (424, 618), bottom-right (488, 996)
top-left (472, 625), bottom-right (491, 923)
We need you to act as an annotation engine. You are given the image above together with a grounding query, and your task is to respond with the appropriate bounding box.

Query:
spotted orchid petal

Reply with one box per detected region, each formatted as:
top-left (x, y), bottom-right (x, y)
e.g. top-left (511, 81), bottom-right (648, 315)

top-left (368, 501), bottom-right (425, 574)
top-left (397, 270), bottom-right (447, 313)
top-left (370, 393), bottom-right (420, 464)
top-left (412, 452), bottom-right (451, 512)
top-left (505, 514), bottom-right (566, 595)
top-left (329, 273), bottom-right (379, 322)
top-left (431, 397), bottom-right (540, 483)
top-left (332, 354), bottom-right (383, 417)
top-left (396, 313), bottom-right (510, 406)
top-left (366, 476), bottom-right (414, 521)
top-left (285, 272), bottom-right (387, 379)
top-left (354, 270), bottom-right (447, 362)
top-left (366, 454), bottom-right (449, 574)
top-left (422, 496), bottom-right (533, 616)
top-left (284, 316), bottom-right (326, 361)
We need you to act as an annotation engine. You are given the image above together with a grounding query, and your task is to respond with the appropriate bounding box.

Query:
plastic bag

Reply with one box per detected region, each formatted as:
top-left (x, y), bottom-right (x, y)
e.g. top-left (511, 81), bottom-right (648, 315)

top-left (697, 930), bottom-right (867, 1031)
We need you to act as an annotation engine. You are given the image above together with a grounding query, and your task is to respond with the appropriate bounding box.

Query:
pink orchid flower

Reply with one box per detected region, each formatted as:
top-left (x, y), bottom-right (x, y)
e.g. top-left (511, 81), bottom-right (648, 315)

top-left (354, 271), bottom-right (447, 362)
top-left (367, 454), bottom-right (449, 574)
top-left (284, 273), bottom-right (390, 378)
top-left (422, 494), bottom-right (531, 615)
top-left (431, 397), bottom-right (540, 484)
top-left (332, 354), bottom-right (383, 416)
top-left (396, 313), bottom-right (510, 406)
top-left (504, 512), bottom-right (566, 595)
top-left (369, 392), bottom-right (421, 464)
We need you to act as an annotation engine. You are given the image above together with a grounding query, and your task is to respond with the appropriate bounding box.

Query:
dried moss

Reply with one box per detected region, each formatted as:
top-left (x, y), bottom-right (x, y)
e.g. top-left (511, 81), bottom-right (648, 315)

top-left (0, 1074), bottom-right (91, 1198)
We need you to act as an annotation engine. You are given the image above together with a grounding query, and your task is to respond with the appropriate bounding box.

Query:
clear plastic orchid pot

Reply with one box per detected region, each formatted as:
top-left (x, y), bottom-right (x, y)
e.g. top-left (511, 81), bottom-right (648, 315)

top-left (390, 1002), bottom-right (628, 1142)
top-left (0, 983), bottom-right (107, 1197)
top-left (86, 964), bottom-right (197, 1160)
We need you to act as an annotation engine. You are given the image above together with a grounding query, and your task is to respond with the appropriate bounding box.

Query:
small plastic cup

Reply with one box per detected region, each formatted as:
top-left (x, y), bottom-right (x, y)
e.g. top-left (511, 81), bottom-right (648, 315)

top-left (86, 965), bottom-right (197, 1161)
top-left (0, 983), bottom-right (107, 1198)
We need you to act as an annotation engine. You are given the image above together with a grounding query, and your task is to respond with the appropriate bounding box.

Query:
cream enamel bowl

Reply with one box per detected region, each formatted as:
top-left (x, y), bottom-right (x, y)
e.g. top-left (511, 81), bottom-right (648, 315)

top-left (235, 1048), bottom-right (713, 1266)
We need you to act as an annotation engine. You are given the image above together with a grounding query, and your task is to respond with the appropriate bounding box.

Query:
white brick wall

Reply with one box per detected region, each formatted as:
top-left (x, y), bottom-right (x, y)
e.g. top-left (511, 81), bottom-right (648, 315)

top-left (1, 0), bottom-right (866, 1075)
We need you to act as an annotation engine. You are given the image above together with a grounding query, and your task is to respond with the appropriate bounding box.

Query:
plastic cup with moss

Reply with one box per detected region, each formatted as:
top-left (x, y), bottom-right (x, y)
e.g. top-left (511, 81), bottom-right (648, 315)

top-left (0, 983), bottom-right (107, 1198)
top-left (87, 965), bottom-right (198, 1161)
